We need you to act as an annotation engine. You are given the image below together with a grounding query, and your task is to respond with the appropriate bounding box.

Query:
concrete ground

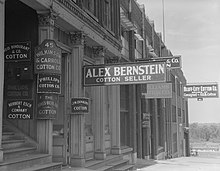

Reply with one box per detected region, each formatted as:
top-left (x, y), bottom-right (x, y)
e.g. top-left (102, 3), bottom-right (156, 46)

top-left (135, 151), bottom-right (220, 171)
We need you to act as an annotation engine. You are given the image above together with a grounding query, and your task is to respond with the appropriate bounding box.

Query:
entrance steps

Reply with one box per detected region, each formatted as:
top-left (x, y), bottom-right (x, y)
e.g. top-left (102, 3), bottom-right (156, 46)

top-left (85, 155), bottom-right (134, 171)
top-left (0, 123), bottom-right (62, 171)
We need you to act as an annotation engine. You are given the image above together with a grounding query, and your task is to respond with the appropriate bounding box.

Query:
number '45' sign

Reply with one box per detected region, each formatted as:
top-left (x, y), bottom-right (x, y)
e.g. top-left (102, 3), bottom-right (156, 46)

top-left (34, 39), bottom-right (62, 74)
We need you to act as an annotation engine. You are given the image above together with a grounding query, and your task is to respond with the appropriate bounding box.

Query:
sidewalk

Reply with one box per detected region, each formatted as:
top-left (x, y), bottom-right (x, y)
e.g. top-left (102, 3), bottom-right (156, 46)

top-left (136, 155), bottom-right (220, 171)
top-left (134, 158), bottom-right (158, 169)
top-left (62, 158), bottom-right (158, 171)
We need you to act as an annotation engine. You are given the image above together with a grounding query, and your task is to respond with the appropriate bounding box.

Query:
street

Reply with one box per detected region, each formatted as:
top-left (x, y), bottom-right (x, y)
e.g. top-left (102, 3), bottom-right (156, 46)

top-left (136, 152), bottom-right (220, 171)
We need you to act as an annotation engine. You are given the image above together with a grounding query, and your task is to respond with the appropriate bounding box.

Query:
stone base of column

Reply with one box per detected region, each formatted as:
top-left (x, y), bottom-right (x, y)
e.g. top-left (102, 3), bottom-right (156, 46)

top-left (70, 156), bottom-right (85, 167)
top-left (0, 148), bottom-right (3, 162)
top-left (94, 151), bottom-right (106, 160)
top-left (111, 146), bottom-right (121, 155)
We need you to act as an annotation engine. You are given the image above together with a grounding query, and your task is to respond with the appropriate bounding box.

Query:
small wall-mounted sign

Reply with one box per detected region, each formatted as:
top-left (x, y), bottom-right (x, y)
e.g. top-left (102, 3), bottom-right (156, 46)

top-left (7, 100), bottom-right (33, 119)
top-left (37, 73), bottom-right (61, 94)
top-left (71, 98), bottom-right (89, 114)
top-left (4, 42), bottom-right (31, 62)
top-left (37, 94), bottom-right (58, 119)
top-left (34, 39), bottom-right (61, 74)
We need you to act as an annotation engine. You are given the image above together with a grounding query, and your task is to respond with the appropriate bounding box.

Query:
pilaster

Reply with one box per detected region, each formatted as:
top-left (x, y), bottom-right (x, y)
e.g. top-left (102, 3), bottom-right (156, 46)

top-left (110, 84), bottom-right (121, 155)
top-left (0, 0), bottom-right (5, 162)
top-left (151, 99), bottom-right (159, 159)
top-left (37, 8), bottom-right (58, 42)
top-left (36, 10), bottom-right (58, 155)
top-left (93, 46), bottom-right (107, 160)
top-left (69, 31), bottom-right (86, 167)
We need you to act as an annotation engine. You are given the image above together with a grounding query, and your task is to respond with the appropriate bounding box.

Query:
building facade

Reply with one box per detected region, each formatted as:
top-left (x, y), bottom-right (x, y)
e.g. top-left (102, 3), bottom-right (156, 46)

top-left (0, 0), bottom-right (189, 170)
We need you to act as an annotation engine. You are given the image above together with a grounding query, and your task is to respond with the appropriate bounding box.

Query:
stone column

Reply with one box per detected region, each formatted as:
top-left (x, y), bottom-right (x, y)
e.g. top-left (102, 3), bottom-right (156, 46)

top-left (93, 46), bottom-right (107, 160)
top-left (69, 31), bottom-right (86, 166)
top-left (151, 99), bottom-right (158, 159)
top-left (0, 0), bottom-right (5, 162)
top-left (36, 10), bottom-right (58, 154)
top-left (110, 85), bottom-right (121, 155)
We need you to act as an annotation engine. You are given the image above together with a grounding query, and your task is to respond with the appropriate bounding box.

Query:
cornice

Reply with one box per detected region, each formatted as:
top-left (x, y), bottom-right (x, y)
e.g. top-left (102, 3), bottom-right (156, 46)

top-left (57, 0), bottom-right (122, 51)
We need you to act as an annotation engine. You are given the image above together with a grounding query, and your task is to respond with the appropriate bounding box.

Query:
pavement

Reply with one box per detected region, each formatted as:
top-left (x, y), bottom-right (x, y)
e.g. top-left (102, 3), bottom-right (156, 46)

top-left (62, 151), bottom-right (220, 171)
top-left (136, 151), bottom-right (220, 171)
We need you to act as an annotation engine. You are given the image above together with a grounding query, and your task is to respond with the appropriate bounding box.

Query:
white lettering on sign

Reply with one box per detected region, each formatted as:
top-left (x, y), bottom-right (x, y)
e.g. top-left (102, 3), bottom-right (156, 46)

top-left (85, 64), bottom-right (165, 78)
top-left (84, 62), bottom-right (166, 86)
top-left (8, 114), bottom-right (31, 119)
top-left (184, 84), bottom-right (219, 98)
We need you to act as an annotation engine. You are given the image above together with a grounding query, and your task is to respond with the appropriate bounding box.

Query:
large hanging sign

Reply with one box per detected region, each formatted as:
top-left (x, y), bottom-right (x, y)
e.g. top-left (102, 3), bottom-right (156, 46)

top-left (7, 100), bottom-right (33, 120)
top-left (137, 55), bottom-right (181, 69)
top-left (83, 62), bottom-right (166, 86)
top-left (36, 94), bottom-right (58, 119)
top-left (37, 74), bottom-right (61, 94)
top-left (142, 83), bottom-right (172, 99)
top-left (71, 98), bottom-right (89, 114)
top-left (34, 39), bottom-right (61, 74)
top-left (184, 83), bottom-right (219, 98)
top-left (4, 42), bottom-right (31, 62)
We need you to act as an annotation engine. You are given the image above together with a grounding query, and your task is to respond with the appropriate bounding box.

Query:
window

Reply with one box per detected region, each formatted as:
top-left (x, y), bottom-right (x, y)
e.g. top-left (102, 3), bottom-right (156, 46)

top-left (82, 0), bottom-right (96, 16)
top-left (103, 0), bottom-right (112, 30)
top-left (177, 80), bottom-right (181, 96)
top-left (120, 85), bottom-right (129, 146)
top-left (171, 74), bottom-right (175, 92)
top-left (173, 132), bottom-right (177, 152)
top-left (172, 105), bottom-right (176, 122)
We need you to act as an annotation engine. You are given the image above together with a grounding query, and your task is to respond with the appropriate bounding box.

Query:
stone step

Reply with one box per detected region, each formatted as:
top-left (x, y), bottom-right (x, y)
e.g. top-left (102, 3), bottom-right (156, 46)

top-left (0, 153), bottom-right (52, 171)
top-left (3, 146), bottom-right (37, 159)
top-left (20, 162), bottom-right (62, 171)
top-left (114, 164), bottom-right (134, 171)
top-left (85, 155), bottom-right (123, 170)
top-left (107, 159), bottom-right (129, 170)
top-left (2, 132), bottom-right (25, 142)
top-left (95, 165), bottom-right (113, 171)
top-left (2, 139), bottom-right (26, 149)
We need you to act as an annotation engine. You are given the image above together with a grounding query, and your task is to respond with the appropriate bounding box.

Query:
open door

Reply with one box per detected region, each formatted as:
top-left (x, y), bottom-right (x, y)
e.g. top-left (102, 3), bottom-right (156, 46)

top-left (52, 53), bottom-right (70, 165)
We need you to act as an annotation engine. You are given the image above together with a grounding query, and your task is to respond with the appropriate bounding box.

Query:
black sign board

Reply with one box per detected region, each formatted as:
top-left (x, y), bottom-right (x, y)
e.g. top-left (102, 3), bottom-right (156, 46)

top-left (184, 83), bottom-right (219, 98)
top-left (137, 55), bottom-right (181, 69)
top-left (4, 42), bottom-right (31, 62)
top-left (7, 100), bottom-right (33, 119)
top-left (35, 39), bottom-right (61, 74)
top-left (83, 62), bottom-right (166, 86)
top-left (71, 98), bottom-right (89, 114)
top-left (37, 74), bottom-right (61, 94)
top-left (37, 94), bottom-right (58, 119)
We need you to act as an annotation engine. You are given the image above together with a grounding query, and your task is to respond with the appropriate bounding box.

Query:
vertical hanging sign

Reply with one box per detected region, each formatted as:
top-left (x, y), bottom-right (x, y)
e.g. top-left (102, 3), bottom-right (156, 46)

top-left (34, 39), bottom-right (61, 74)
top-left (35, 40), bottom-right (62, 119)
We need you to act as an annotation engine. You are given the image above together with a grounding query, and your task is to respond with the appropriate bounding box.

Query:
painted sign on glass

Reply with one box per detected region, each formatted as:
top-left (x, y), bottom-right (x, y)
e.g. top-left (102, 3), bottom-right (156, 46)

top-left (142, 83), bottom-right (172, 99)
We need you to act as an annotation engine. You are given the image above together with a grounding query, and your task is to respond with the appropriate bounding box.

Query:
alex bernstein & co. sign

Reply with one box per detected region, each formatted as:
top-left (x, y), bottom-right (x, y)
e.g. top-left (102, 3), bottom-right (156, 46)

top-left (83, 62), bottom-right (167, 86)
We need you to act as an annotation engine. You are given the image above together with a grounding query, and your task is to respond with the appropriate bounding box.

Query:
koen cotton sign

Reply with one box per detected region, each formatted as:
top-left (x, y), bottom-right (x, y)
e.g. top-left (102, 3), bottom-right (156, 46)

top-left (83, 62), bottom-right (166, 86)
